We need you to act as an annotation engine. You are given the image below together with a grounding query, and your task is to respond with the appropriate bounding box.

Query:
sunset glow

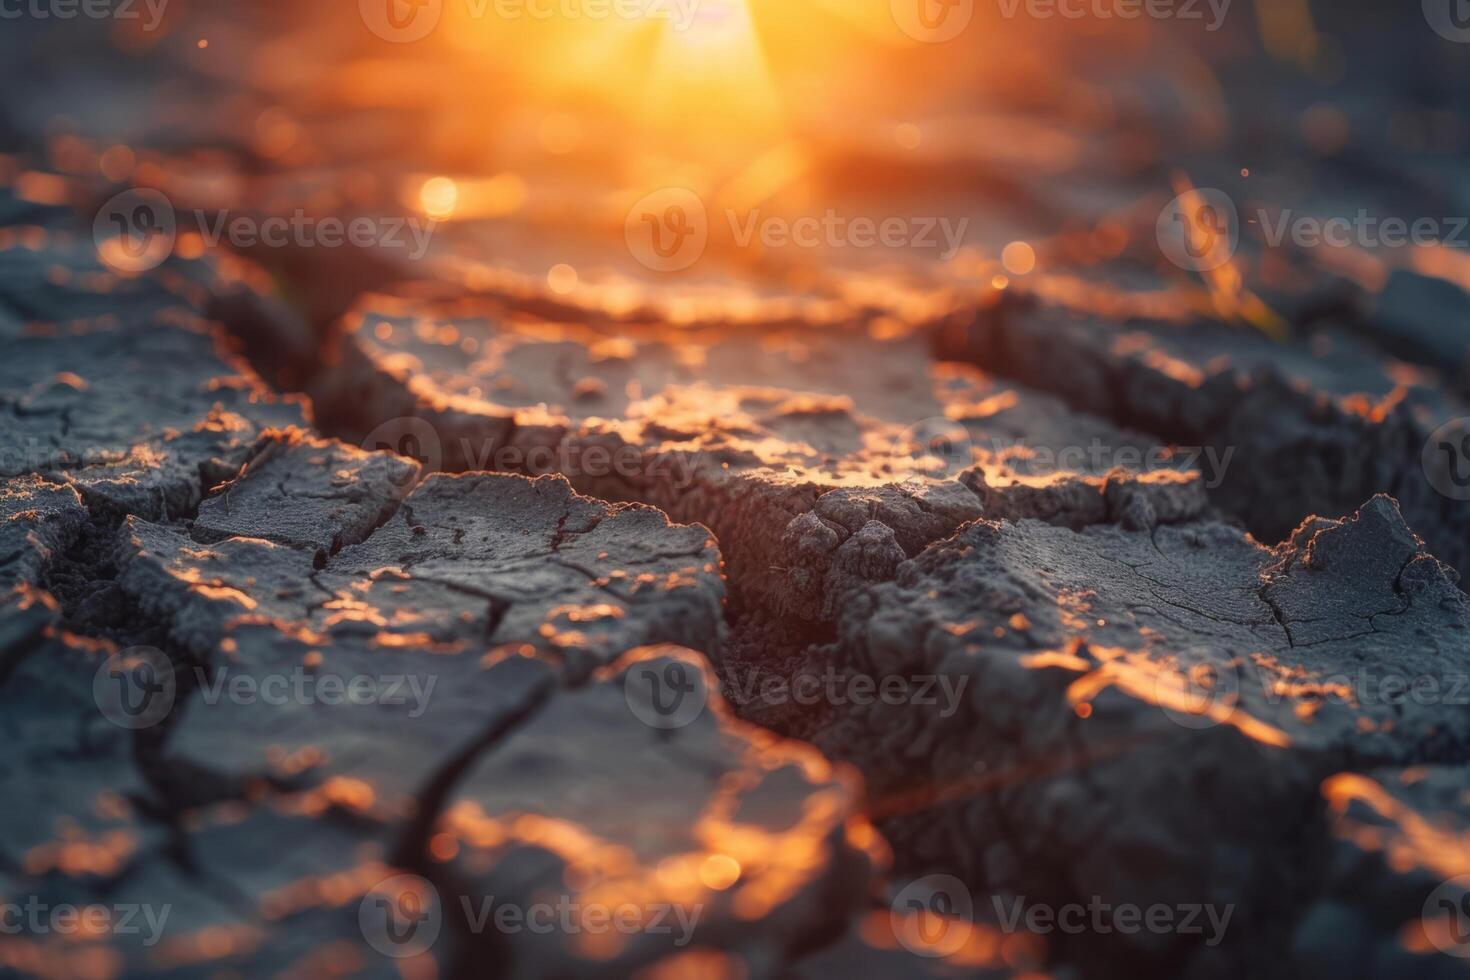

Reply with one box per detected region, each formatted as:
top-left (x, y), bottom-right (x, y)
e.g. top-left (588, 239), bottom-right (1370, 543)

top-left (6, 3), bottom-right (1470, 979)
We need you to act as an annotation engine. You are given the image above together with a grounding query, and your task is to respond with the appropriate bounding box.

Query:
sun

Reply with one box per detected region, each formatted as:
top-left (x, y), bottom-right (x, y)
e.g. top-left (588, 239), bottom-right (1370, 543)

top-left (638, 0), bottom-right (785, 148)
top-left (421, 0), bottom-right (955, 180)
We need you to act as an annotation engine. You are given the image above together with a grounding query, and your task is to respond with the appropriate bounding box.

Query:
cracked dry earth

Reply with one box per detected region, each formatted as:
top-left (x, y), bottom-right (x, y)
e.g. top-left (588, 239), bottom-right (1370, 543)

top-left (4, 17), bottom-right (1470, 978)
top-left (4, 172), bottom-right (1470, 980)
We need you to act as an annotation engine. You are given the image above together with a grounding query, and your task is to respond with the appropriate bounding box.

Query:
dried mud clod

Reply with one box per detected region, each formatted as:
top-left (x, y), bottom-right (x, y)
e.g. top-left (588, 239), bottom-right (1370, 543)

top-left (312, 292), bottom-right (1211, 651)
top-left (4, 196), bottom-right (886, 978)
top-left (797, 494), bottom-right (1470, 976)
top-left (935, 289), bottom-right (1470, 584)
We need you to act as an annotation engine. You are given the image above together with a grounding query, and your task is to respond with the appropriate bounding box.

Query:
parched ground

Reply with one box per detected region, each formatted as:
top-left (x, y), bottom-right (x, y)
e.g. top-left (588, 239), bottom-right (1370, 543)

top-left (3, 6), bottom-right (1470, 979)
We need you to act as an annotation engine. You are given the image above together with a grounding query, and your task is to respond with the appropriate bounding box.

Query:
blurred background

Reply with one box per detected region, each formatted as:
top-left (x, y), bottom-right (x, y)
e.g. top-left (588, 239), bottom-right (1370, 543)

top-left (1, 0), bottom-right (1467, 342)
